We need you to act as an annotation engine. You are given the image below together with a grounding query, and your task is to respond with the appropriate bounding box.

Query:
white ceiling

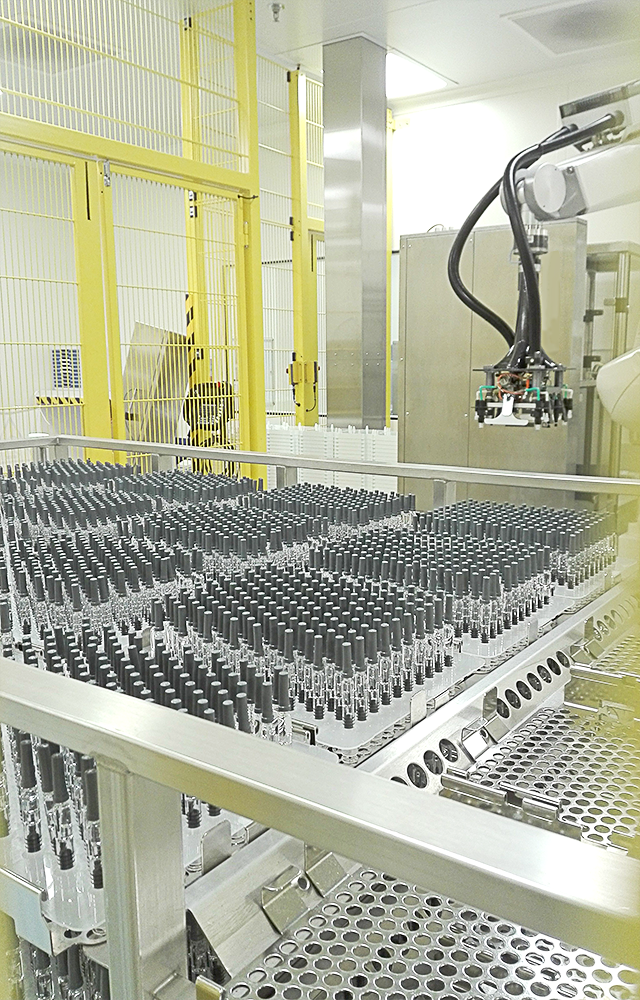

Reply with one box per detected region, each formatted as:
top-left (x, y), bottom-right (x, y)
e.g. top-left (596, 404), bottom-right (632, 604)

top-left (255, 0), bottom-right (640, 98)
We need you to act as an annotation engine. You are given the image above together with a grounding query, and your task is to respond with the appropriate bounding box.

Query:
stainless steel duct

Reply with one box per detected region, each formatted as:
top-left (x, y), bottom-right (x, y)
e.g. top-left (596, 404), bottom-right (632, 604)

top-left (323, 36), bottom-right (387, 428)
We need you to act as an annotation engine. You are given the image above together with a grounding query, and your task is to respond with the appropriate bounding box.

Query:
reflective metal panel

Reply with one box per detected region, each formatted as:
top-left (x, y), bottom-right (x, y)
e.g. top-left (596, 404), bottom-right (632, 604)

top-left (324, 37), bottom-right (387, 428)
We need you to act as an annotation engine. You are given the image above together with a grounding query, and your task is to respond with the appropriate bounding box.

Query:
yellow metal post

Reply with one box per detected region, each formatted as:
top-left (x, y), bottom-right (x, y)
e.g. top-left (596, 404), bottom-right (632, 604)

top-left (97, 160), bottom-right (127, 464)
top-left (181, 17), bottom-right (211, 391)
top-left (386, 109), bottom-right (395, 428)
top-left (289, 70), bottom-right (319, 425)
top-left (72, 159), bottom-right (113, 462)
top-left (234, 0), bottom-right (267, 481)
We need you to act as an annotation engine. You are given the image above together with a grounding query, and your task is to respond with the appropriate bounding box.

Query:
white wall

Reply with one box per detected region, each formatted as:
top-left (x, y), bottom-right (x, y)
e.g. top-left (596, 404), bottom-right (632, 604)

top-left (391, 59), bottom-right (640, 250)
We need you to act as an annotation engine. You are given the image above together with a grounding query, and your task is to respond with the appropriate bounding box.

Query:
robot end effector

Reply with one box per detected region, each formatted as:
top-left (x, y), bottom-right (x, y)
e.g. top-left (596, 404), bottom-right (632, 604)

top-left (448, 79), bottom-right (640, 429)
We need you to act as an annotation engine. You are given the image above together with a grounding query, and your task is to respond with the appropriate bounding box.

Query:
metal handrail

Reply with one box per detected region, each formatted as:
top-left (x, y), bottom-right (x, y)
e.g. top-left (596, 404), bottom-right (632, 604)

top-left (0, 659), bottom-right (638, 978)
top-left (4, 433), bottom-right (640, 495)
top-left (0, 433), bottom-right (639, 995)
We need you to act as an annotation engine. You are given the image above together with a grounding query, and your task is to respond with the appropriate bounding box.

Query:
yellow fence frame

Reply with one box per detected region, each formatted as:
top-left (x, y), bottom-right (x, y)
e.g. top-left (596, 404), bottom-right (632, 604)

top-left (288, 70), bottom-right (325, 426)
top-left (0, 0), bottom-right (266, 476)
top-left (0, 137), bottom-right (112, 462)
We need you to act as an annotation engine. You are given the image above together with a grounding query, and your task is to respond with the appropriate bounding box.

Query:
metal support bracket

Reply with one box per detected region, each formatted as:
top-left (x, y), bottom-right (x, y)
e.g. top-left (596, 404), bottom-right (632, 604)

top-left (440, 775), bottom-right (582, 840)
top-left (0, 865), bottom-right (50, 954)
top-left (481, 687), bottom-right (511, 743)
top-left (460, 720), bottom-right (496, 761)
top-left (275, 464), bottom-right (298, 488)
top-left (97, 759), bottom-right (187, 1000)
top-left (304, 846), bottom-right (346, 896)
top-left (261, 865), bottom-right (312, 933)
top-left (432, 478), bottom-right (457, 508)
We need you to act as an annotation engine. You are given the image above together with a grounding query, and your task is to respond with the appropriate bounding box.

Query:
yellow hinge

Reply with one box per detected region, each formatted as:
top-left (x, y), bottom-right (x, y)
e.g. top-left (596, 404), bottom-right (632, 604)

top-left (287, 360), bottom-right (317, 386)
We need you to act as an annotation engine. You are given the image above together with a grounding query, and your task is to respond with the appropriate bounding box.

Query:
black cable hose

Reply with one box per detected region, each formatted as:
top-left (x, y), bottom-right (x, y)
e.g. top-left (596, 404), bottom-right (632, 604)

top-left (446, 125), bottom-right (574, 349)
top-left (447, 181), bottom-right (514, 347)
top-left (448, 113), bottom-right (618, 357)
top-left (500, 113), bottom-right (620, 359)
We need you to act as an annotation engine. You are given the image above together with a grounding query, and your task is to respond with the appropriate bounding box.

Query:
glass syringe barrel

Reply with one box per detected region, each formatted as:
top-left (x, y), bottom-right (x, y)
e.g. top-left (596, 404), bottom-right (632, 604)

top-left (19, 738), bottom-right (42, 853)
top-left (51, 752), bottom-right (74, 869)
top-left (82, 767), bottom-right (103, 889)
top-left (340, 642), bottom-right (355, 729)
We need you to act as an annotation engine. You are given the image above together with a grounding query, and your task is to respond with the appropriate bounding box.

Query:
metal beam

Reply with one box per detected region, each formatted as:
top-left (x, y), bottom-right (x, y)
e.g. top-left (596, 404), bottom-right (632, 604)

top-left (289, 69), bottom-right (319, 425)
top-left (0, 433), bottom-right (639, 496)
top-left (234, 0), bottom-right (267, 479)
top-left (0, 659), bottom-right (638, 967)
top-left (44, 434), bottom-right (640, 496)
top-left (97, 762), bottom-right (187, 999)
top-left (0, 114), bottom-right (257, 196)
top-left (96, 160), bottom-right (127, 464)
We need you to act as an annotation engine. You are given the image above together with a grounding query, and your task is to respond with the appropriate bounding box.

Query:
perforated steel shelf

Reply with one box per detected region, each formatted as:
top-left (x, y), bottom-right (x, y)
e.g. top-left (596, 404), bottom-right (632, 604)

top-left (462, 706), bottom-right (640, 852)
top-left (592, 633), bottom-right (640, 679)
top-left (225, 867), bottom-right (639, 1000)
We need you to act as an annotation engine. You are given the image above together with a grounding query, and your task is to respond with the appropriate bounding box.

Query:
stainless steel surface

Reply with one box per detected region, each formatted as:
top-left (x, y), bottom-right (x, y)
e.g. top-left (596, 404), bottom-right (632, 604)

top-left (97, 763), bottom-right (187, 999)
top-left (362, 584), bottom-right (633, 781)
top-left (16, 434), bottom-right (640, 496)
top-left (225, 865), bottom-right (640, 1000)
top-left (186, 831), bottom-right (317, 980)
top-left (122, 323), bottom-right (189, 445)
top-left (153, 975), bottom-right (197, 999)
top-left (324, 37), bottom-right (387, 429)
top-left (276, 464), bottom-right (298, 488)
top-left (1, 659), bottom-right (639, 964)
top-left (357, 586), bottom-right (640, 928)
top-left (462, 704), bottom-right (640, 851)
top-left (585, 630), bottom-right (640, 678)
top-left (0, 865), bottom-right (50, 954)
top-left (397, 222), bottom-right (588, 508)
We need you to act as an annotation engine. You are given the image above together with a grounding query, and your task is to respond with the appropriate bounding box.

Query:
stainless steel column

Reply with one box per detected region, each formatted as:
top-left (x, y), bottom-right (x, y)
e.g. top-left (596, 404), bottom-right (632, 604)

top-left (323, 37), bottom-right (387, 428)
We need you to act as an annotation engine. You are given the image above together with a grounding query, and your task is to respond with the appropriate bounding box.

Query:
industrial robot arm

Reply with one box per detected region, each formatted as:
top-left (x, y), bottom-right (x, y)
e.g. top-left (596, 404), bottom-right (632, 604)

top-left (449, 79), bottom-right (640, 429)
top-left (523, 86), bottom-right (640, 435)
top-left (520, 138), bottom-right (640, 222)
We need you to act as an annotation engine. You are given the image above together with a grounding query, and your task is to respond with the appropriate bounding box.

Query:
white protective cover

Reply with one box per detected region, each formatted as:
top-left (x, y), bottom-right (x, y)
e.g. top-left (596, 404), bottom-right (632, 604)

top-left (596, 346), bottom-right (640, 431)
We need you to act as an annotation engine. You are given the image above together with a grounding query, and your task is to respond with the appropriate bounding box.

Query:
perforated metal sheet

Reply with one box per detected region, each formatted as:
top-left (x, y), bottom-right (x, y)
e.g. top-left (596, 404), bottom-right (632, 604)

top-left (225, 867), bottom-right (639, 999)
top-left (592, 633), bottom-right (640, 678)
top-left (464, 706), bottom-right (640, 851)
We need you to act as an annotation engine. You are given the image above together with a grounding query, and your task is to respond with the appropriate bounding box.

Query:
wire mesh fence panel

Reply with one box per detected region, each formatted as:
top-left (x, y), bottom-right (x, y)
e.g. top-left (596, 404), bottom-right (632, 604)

top-left (0, 0), bottom-right (245, 170)
top-left (110, 172), bottom-right (241, 474)
top-left (316, 238), bottom-right (326, 420)
top-left (0, 148), bottom-right (83, 466)
top-left (306, 76), bottom-right (323, 223)
top-left (257, 57), bottom-right (294, 423)
top-left (307, 77), bottom-right (325, 421)
top-left (191, 4), bottom-right (244, 171)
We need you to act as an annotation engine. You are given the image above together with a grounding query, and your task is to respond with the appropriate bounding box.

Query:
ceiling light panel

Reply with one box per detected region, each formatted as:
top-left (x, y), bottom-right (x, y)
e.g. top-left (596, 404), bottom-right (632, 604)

top-left (385, 51), bottom-right (450, 99)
